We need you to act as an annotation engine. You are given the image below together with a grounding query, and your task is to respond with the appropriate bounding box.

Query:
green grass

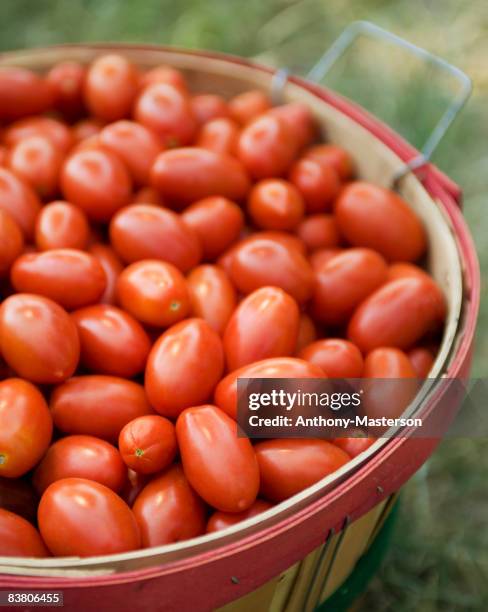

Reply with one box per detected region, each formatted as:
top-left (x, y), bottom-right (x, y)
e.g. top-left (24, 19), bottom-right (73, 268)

top-left (0, 1), bottom-right (487, 609)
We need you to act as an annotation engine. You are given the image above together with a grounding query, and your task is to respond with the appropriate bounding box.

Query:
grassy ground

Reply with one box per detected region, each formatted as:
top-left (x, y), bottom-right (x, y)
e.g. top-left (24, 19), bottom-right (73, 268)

top-left (0, 1), bottom-right (486, 609)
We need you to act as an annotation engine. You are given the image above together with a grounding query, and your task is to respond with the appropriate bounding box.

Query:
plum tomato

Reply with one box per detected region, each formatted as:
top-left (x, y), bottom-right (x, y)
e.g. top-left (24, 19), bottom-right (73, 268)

top-left (38, 478), bottom-right (141, 557)
top-left (139, 66), bottom-right (188, 94)
top-left (332, 436), bottom-right (375, 458)
top-left (298, 339), bottom-right (364, 378)
top-left (33, 435), bottom-right (127, 495)
top-left (0, 508), bottom-right (49, 557)
top-left (116, 260), bottom-right (190, 328)
top-left (296, 214), bottom-right (341, 251)
top-left (0, 67), bottom-right (54, 120)
top-left (303, 144), bottom-right (354, 180)
top-left (0, 209), bottom-right (24, 277)
top-left (248, 179), bottom-right (305, 231)
top-left (295, 314), bottom-right (318, 354)
top-left (228, 90), bottom-right (271, 125)
top-left (51, 376), bottom-right (154, 442)
top-left (255, 439), bottom-right (350, 502)
top-left (88, 243), bottom-right (124, 305)
top-left (196, 117), bottom-right (240, 156)
top-left (46, 61), bottom-right (86, 119)
top-left (145, 319), bottom-right (224, 418)
top-left (190, 94), bottom-right (229, 125)
top-left (109, 204), bottom-right (202, 271)
top-left (3, 116), bottom-right (74, 154)
top-left (408, 347), bottom-right (435, 378)
top-left (334, 182), bottom-right (427, 262)
top-left (387, 262), bottom-right (431, 282)
top-left (269, 103), bottom-right (316, 150)
top-left (118, 415), bottom-right (177, 475)
top-left (181, 196), bottom-right (244, 260)
top-left (0, 378), bottom-right (52, 478)
top-left (35, 201), bottom-right (90, 251)
top-left (72, 304), bottom-right (151, 377)
top-left (0, 295), bottom-right (79, 384)
top-left (0, 167), bottom-right (41, 239)
top-left (176, 405), bottom-right (259, 512)
top-left (132, 465), bottom-right (206, 546)
top-left (206, 499), bottom-right (273, 533)
top-left (223, 287), bottom-right (300, 371)
top-left (289, 158), bottom-right (340, 213)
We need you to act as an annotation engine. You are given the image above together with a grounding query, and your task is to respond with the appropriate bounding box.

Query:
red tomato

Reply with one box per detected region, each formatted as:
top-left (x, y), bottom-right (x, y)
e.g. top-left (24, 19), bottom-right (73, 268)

top-left (295, 314), bottom-right (318, 354)
top-left (134, 83), bottom-right (196, 147)
top-left (0, 295), bottom-right (79, 384)
top-left (132, 465), bottom-right (206, 546)
top-left (207, 499), bottom-right (273, 533)
top-left (348, 277), bottom-right (446, 352)
top-left (224, 287), bottom-right (300, 370)
top-left (187, 265), bottom-right (237, 335)
top-left (0, 378), bottom-right (52, 478)
top-left (237, 114), bottom-right (297, 179)
top-left (312, 248), bottom-right (388, 326)
top-left (151, 147), bottom-right (250, 206)
top-left (0, 68), bottom-right (54, 119)
top-left (38, 478), bottom-right (140, 557)
top-left (228, 234), bottom-right (314, 304)
top-left (181, 196), bottom-right (244, 259)
top-left (408, 347), bottom-right (435, 377)
top-left (109, 204), bottom-right (202, 271)
top-left (33, 435), bottom-right (127, 494)
top-left (387, 262), bottom-right (431, 282)
top-left (118, 415), bottom-right (177, 474)
top-left (228, 90), bottom-right (271, 125)
top-left (84, 54), bottom-right (138, 121)
top-left (248, 179), bottom-right (304, 231)
top-left (35, 201), bottom-right (90, 251)
top-left (72, 118), bottom-right (104, 143)
top-left (145, 319), bottom-right (224, 418)
top-left (289, 158), bottom-right (340, 213)
top-left (46, 61), bottom-right (86, 119)
top-left (139, 66), bottom-right (188, 94)
top-left (303, 144), bottom-right (353, 180)
top-left (131, 186), bottom-right (165, 206)
top-left (3, 116), bottom-right (74, 154)
top-left (255, 439), bottom-right (350, 502)
top-left (335, 182), bottom-right (427, 262)
top-left (269, 103), bottom-right (316, 149)
top-left (364, 347), bottom-right (416, 377)
top-left (0, 509), bottom-right (49, 557)
top-left (116, 260), bottom-right (190, 328)
top-left (296, 214), bottom-right (341, 251)
top-left (332, 436), bottom-right (375, 458)
top-left (72, 305), bottom-right (151, 377)
top-left (176, 405), bottom-right (259, 512)
top-left (214, 357), bottom-right (323, 420)
top-left (0, 209), bottom-right (24, 276)
top-left (99, 121), bottom-right (161, 185)
top-left (191, 94), bottom-right (229, 125)
top-left (310, 248), bottom-right (344, 271)
top-left (51, 376), bottom-right (154, 442)
top-left (298, 339), bottom-right (364, 378)
top-left (196, 117), bottom-right (240, 155)
top-left (88, 243), bottom-right (124, 305)
top-left (11, 249), bottom-right (107, 310)
top-left (0, 167), bottom-right (41, 239)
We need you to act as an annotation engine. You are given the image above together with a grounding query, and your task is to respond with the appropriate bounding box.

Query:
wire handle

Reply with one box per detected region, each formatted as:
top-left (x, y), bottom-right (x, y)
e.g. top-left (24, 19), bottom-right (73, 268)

top-left (305, 21), bottom-right (472, 186)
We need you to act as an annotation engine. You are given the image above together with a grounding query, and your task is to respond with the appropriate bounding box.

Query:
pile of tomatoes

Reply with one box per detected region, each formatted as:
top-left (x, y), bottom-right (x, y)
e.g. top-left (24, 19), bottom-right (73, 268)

top-left (0, 53), bottom-right (446, 560)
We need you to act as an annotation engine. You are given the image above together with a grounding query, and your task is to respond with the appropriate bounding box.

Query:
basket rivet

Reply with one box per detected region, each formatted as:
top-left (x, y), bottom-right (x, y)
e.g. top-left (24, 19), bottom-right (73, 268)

top-left (377, 485), bottom-right (384, 494)
top-left (231, 576), bottom-right (240, 584)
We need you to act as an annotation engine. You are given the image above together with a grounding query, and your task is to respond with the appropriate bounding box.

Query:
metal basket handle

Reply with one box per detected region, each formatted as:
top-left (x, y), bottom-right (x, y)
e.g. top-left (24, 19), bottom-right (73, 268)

top-left (303, 21), bottom-right (472, 186)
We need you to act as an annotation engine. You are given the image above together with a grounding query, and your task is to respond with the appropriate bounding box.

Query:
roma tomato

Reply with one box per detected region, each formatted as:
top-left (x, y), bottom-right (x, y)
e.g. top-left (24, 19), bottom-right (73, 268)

top-left (88, 243), bottom-right (124, 305)
top-left (72, 304), bottom-right (151, 377)
top-left (61, 148), bottom-right (132, 222)
top-left (38, 478), bottom-right (140, 557)
top-left (118, 415), bottom-right (177, 474)
top-left (0, 167), bottom-right (41, 239)
top-left (0, 378), bottom-right (52, 478)
top-left (348, 277), bottom-right (446, 352)
top-left (151, 147), bottom-right (250, 206)
top-left (269, 103), bottom-right (316, 149)
top-left (223, 287), bottom-right (300, 370)
top-left (214, 357), bottom-right (323, 420)
top-left (255, 439), bottom-right (350, 502)
top-left (0, 68), bottom-right (54, 120)
top-left (408, 347), bottom-right (435, 378)
top-left (134, 83), bottom-right (196, 147)
top-left (0, 509), bottom-right (49, 558)
top-left (46, 61), bottom-right (86, 119)
top-left (207, 499), bottom-right (273, 533)
top-left (84, 54), bottom-right (138, 121)
top-left (139, 66), bottom-right (188, 93)
top-left (296, 214), bottom-right (341, 251)
top-left (0, 209), bottom-right (24, 276)
top-left (51, 376), bottom-right (154, 442)
top-left (387, 262), bottom-right (431, 282)
top-left (237, 114), bottom-right (297, 179)
top-left (35, 201), bottom-right (90, 251)
top-left (311, 248), bottom-right (388, 326)
top-left (364, 347), bottom-right (417, 379)
top-left (0, 295), bottom-right (79, 384)
top-left (145, 319), bottom-right (224, 418)
top-left (228, 234), bottom-right (314, 304)
top-left (116, 260), bottom-right (190, 327)
top-left (295, 314), bottom-right (318, 354)
top-left (181, 196), bottom-right (244, 260)
top-left (33, 435), bottom-right (127, 494)
top-left (298, 339), bottom-right (364, 378)
top-left (11, 249), bottom-right (107, 310)
top-left (3, 116), bottom-right (74, 154)
top-left (176, 405), bottom-right (259, 512)
top-left (228, 90), bottom-right (271, 125)
top-left (332, 436), bottom-right (375, 458)
top-left (303, 144), bottom-right (353, 180)
top-left (248, 179), bottom-right (304, 231)
top-left (335, 182), bottom-right (427, 262)
top-left (109, 204), bottom-right (201, 271)
top-left (99, 120), bottom-right (161, 185)
top-left (289, 158), bottom-right (340, 213)
top-left (190, 94), bottom-right (229, 125)
top-left (132, 465), bottom-right (206, 546)
top-left (196, 117), bottom-right (240, 156)
top-left (187, 265), bottom-right (237, 335)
